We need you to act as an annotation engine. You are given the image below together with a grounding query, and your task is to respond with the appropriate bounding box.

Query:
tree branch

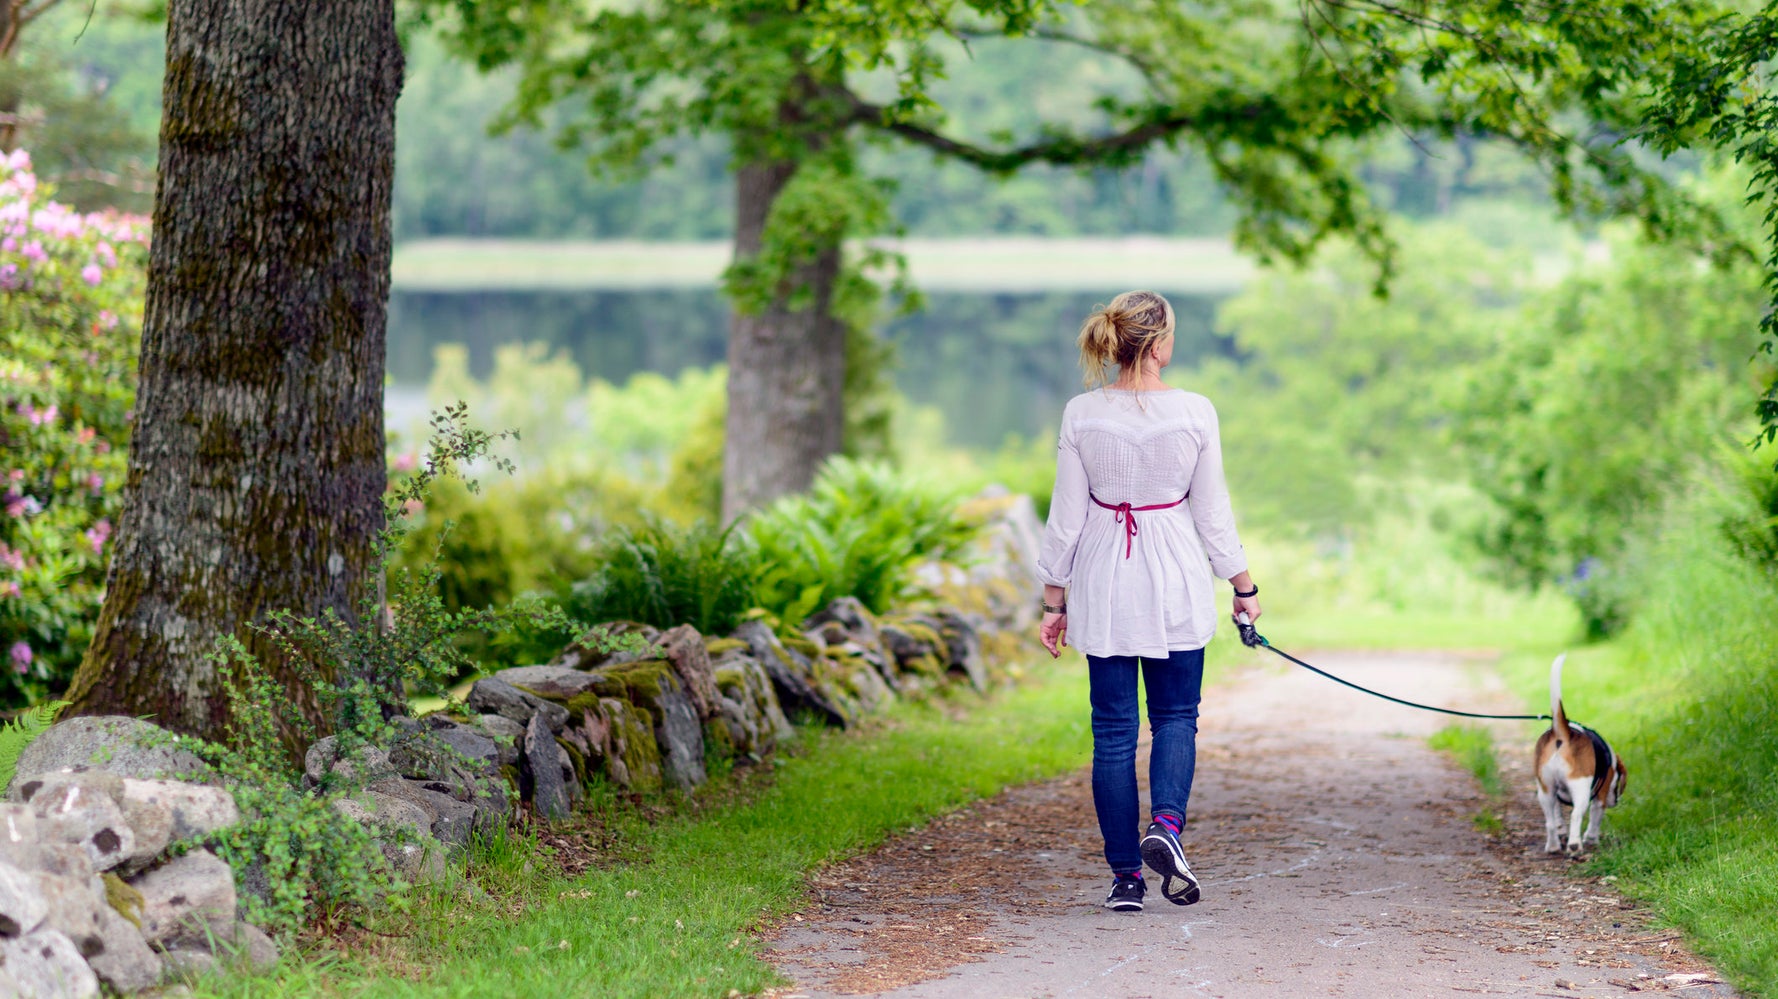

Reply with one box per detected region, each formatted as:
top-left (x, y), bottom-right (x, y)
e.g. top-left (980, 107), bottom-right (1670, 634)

top-left (849, 92), bottom-right (1214, 172)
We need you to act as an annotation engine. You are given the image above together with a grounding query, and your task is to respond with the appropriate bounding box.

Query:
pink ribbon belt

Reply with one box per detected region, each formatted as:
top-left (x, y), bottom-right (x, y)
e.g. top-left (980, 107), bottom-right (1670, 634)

top-left (1091, 492), bottom-right (1188, 559)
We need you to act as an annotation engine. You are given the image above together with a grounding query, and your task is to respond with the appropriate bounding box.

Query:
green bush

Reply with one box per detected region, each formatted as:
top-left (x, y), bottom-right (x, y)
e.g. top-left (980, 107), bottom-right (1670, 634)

top-left (1, 150), bottom-right (149, 708)
top-left (747, 456), bottom-right (977, 625)
top-left (565, 517), bottom-right (759, 637)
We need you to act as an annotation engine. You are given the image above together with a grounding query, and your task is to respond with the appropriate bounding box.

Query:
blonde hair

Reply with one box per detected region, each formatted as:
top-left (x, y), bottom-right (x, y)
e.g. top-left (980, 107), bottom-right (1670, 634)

top-left (1077, 290), bottom-right (1176, 390)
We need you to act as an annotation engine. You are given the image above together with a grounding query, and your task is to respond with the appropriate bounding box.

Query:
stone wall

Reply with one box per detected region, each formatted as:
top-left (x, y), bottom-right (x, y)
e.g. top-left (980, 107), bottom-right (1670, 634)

top-left (2, 718), bottom-right (276, 998)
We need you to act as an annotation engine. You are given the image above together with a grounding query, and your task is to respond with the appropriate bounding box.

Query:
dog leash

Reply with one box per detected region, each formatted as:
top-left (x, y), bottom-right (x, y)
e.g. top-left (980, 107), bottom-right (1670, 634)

top-left (1234, 614), bottom-right (1551, 723)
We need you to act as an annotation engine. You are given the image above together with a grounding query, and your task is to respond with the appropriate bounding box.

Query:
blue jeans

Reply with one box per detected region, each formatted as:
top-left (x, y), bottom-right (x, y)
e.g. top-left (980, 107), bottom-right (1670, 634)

top-left (1087, 648), bottom-right (1205, 874)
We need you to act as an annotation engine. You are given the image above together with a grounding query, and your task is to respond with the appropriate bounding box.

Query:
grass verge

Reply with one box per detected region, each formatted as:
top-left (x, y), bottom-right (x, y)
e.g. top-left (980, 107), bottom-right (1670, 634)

top-left (190, 656), bottom-right (1092, 999)
top-left (1428, 724), bottom-right (1508, 835)
top-left (1492, 511), bottom-right (1778, 997)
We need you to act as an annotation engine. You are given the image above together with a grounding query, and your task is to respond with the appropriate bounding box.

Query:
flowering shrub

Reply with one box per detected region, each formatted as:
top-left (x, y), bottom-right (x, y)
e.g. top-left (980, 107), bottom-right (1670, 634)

top-left (0, 150), bottom-right (149, 708)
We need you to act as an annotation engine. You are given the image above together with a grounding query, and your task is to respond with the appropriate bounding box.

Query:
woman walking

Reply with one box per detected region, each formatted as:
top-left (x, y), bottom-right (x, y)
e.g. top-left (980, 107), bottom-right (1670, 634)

top-left (1036, 290), bottom-right (1261, 912)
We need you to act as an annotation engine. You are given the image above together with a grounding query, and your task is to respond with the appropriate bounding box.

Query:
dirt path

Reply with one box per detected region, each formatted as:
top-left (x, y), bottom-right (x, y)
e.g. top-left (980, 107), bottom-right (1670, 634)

top-left (763, 651), bottom-right (1738, 999)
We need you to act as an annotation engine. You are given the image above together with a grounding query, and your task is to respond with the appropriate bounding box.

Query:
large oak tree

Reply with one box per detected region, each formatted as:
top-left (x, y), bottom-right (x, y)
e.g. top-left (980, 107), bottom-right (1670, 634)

top-left (63, 0), bottom-right (403, 735)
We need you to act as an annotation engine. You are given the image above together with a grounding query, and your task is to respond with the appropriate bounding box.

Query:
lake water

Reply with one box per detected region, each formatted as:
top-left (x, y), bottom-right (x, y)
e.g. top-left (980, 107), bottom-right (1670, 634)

top-left (386, 289), bottom-right (1235, 448)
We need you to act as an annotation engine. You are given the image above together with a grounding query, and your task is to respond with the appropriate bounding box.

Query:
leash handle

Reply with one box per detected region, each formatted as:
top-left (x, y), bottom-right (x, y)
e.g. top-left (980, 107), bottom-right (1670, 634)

top-left (1234, 611), bottom-right (1266, 648)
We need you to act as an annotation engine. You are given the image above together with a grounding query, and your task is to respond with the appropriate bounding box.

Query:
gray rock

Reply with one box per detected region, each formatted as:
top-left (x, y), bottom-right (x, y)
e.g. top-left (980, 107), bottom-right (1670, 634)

top-left (431, 726), bottom-right (499, 770)
top-left (0, 928), bottom-right (99, 998)
top-left (302, 737), bottom-right (397, 791)
top-left (11, 768), bottom-right (124, 809)
top-left (83, 901), bottom-right (162, 993)
top-left (8, 717), bottom-right (210, 794)
top-left (0, 860), bottom-right (47, 937)
top-left (413, 786), bottom-right (478, 848)
top-left (928, 609), bottom-right (988, 692)
top-left (806, 597), bottom-right (900, 692)
top-left (837, 652), bottom-right (893, 714)
top-left (0, 804), bottom-right (40, 873)
top-left (476, 713), bottom-right (525, 743)
top-left (29, 872), bottom-right (110, 968)
top-left (371, 780), bottom-right (480, 849)
top-left (156, 941), bottom-right (218, 983)
top-left (658, 624), bottom-right (718, 720)
top-left (467, 678), bottom-right (570, 733)
top-left (131, 849), bottom-right (236, 947)
top-left (733, 620), bottom-right (852, 728)
top-left (30, 779), bottom-right (135, 872)
top-left (221, 919), bottom-right (279, 974)
top-left (653, 677), bottom-right (707, 792)
top-left (30, 843), bottom-right (94, 881)
top-left (523, 714), bottom-right (571, 820)
top-left (547, 621), bottom-right (660, 671)
top-left (120, 779), bottom-right (238, 845)
top-left (476, 715), bottom-right (525, 767)
top-left (335, 790), bottom-right (431, 839)
top-left (494, 665), bottom-right (603, 702)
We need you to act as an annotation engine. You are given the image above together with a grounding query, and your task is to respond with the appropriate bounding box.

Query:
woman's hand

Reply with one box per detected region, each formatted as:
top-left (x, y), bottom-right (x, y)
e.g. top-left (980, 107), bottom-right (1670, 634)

top-left (1232, 594), bottom-right (1261, 625)
top-left (1039, 611), bottom-right (1068, 659)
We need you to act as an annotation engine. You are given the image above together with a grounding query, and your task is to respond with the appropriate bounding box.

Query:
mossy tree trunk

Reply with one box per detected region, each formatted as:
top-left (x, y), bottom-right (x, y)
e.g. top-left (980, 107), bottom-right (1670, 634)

top-left (720, 160), bottom-right (846, 522)
top-left (62, 0), bottom-right (403, 736)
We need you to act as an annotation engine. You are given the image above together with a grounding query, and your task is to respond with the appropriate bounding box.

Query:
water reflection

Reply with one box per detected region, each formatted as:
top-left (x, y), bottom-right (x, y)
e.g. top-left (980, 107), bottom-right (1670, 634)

top-left (386, 289), bottom-right (1232, 448)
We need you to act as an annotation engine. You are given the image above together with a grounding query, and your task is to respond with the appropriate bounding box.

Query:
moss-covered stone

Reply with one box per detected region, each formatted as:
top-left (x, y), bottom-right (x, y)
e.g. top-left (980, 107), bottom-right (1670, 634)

top-left (103, 872), bottom-right (145, 928)
top-left (605, 698), bottom-right (662, 792)
top-left (781, 635), bottom-right (823, 660)
top-left (703, 637), bottom-right (747, 657)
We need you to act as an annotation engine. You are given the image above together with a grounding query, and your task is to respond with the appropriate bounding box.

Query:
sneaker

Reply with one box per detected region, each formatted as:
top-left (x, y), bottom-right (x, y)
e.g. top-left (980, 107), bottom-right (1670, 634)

top-left (1140, 820), bottom-right (1201, 905)
top-left (1103, 872), bottom-right (1145, 911)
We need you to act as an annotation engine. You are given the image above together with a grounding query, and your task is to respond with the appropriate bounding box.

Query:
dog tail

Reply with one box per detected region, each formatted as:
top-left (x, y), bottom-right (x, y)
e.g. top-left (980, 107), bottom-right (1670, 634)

top-left (1549, 653), bottom-right (1571, 740)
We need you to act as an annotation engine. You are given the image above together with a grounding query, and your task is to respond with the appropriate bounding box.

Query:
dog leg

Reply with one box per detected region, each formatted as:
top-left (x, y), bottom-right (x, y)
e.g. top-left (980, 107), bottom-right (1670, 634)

top-left (1537, 785), bottom-right (1565, 854)
top-left (1563, 777), bottom-right (1592, 855)
top-left (1582, 799), bottom-right (1606, 849)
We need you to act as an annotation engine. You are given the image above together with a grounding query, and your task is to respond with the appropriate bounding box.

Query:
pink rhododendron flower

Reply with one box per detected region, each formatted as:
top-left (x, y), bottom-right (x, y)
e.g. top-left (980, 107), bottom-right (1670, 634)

top-left (21, 240), bottom-right (45, 263)
top-left (1, 236), bottom-right (13, 252)
top-left (393, 452), bottom-right (418, 472)
top-left (8, 641), bottom-right (30, 673)
top-left (85, 519), bottom-right (112, 554)
top-left (0, 582), bottom-right (19, 599)
top-left (81, 263), bottom-right (102, 287)
top-left (98, 309), bottom-right (118, 330)
top-left (88, 472), bottom-right (104, 494)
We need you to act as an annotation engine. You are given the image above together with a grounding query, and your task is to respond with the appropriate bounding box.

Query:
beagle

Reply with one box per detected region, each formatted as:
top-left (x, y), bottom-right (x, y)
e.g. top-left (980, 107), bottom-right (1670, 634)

top-left (1533, 654), bottom-right (1628, 855)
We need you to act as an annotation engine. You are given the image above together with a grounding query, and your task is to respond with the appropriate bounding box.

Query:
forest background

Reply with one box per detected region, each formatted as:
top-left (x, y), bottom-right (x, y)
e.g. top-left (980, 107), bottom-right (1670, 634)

top-left (7, 0), bottom-right (1778, 992)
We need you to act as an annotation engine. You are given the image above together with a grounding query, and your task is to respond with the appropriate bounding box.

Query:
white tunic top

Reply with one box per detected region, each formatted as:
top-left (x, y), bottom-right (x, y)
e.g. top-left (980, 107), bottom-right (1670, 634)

top-left (1036, 388), bottom-right (1248, 657)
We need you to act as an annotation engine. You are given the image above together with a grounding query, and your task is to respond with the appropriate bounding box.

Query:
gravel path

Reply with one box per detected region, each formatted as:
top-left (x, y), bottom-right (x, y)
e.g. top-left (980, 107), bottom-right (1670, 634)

top-left (763, 651), bottom-right (1738, 999)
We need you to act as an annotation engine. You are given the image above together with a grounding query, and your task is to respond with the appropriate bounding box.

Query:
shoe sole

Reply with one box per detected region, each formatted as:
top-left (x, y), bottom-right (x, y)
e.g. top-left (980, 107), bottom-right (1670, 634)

top-left (1141, 833), bottom-right (1201, 906)
top-left (1103, 899), bottom-right (1143, 912)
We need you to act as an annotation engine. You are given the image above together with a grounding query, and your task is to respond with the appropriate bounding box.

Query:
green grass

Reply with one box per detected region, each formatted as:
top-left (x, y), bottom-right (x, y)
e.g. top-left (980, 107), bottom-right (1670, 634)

top-left (389, 237), bottom-right (1253, 293)
top-left (1428, 724), bottom-right (1509, 836)
top-left (190, 658), bottom-right (1093, 998)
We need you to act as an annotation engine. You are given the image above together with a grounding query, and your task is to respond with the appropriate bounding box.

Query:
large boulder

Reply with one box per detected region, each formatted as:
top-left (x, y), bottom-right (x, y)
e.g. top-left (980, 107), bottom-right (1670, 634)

top-left (8, 717), bottom-right (210, 793)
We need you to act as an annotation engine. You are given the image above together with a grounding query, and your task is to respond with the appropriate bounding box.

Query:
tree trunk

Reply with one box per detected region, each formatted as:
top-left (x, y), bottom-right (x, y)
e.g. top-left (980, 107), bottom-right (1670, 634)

top-left (63, 0), bottom-right (403, 736)
top-left (721, 159), bottom-right (846, 521)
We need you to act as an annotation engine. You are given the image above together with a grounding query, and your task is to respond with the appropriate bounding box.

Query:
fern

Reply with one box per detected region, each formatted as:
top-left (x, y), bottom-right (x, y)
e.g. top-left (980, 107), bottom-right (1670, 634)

top-left (0, 700), bottom-right (69, 790)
